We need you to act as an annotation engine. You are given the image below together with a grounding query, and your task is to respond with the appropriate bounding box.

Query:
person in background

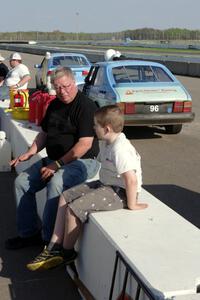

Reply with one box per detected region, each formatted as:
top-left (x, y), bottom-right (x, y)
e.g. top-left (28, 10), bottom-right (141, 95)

top-left (0, 54), bottom-right (9, 86)
top-left (5, 67), bottom-right (100, 250)
top-left (4, 52), bottom-right (31, 90)
top-left (26, 105), bottom-right (148, 271)
top-left (104, 49), bottom-right (126, 61)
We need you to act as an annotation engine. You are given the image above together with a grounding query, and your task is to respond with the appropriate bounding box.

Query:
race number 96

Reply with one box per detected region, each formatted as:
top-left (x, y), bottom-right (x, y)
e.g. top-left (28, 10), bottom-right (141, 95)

top-left (150, 105), bottom-right (159, 112)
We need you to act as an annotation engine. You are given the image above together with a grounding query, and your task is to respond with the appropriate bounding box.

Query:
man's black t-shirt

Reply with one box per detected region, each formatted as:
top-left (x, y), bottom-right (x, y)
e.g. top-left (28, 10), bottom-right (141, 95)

top-left (41, 91), bottom-right (99, 160)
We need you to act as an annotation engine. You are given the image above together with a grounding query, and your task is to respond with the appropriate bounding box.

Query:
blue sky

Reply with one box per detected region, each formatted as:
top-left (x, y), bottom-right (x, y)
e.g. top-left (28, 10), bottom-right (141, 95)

top-left (1, 0), bottom-right (199, 33)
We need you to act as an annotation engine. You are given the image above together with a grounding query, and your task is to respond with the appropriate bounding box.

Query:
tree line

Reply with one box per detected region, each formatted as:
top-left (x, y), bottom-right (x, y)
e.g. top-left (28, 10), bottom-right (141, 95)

top-left (0, 28), bottom-right (200, 41)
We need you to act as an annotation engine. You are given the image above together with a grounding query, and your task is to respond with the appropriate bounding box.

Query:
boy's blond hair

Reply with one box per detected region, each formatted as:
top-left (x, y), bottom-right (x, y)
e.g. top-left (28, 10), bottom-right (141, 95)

top-left (94, 105), bottom-right (124, 133)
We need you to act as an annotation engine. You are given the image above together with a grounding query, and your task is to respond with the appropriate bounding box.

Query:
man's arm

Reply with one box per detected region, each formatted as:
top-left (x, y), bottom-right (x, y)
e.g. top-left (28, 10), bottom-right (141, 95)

top-left (17, 74), bottom-right (31, 88)
top-left (122, 170), bottom-right (148, 210)
top-left (12, 74), bottom-right (31, 89)
top-left (40, 136), bottom-right (94, 181)
top-left (61, 136), bottom-right (94, 164)
top-left (10, 131), bottom-right (47, 167)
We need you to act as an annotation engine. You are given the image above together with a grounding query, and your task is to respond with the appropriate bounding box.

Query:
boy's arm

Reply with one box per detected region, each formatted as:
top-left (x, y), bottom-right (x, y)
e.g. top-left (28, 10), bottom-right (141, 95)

top-left (122, 170), bottom-right (148, 210)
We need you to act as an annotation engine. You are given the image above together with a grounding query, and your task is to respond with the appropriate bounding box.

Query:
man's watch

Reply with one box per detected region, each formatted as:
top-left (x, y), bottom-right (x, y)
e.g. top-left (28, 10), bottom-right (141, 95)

top-left (16, 83), bottom-right (20, 88)
top-left (55, 159), bottom-right (64, 169)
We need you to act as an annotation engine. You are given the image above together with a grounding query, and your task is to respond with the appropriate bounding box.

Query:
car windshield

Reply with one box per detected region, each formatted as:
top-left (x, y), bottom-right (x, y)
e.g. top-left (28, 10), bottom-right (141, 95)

top-left (112, 65), bottom-right (173, 83)
top-left (52, 56), bottom-right (89, 67)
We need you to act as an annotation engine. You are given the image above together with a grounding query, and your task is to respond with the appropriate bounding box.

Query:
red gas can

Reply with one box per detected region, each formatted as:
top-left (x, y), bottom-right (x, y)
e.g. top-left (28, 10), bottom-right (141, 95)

top-left (42, 94), bottom-right (56, 120)
top-left (14, 92), bottom-right (24, 107)
top-left (35, 92), bottom-right (56, 126)
top-left (29, 90), bottom-right (42, 123)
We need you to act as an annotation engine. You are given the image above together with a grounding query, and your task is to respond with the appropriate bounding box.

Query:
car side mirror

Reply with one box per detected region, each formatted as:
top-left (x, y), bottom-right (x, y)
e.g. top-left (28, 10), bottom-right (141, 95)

top-left (34, 64), bottom-right (41, 68)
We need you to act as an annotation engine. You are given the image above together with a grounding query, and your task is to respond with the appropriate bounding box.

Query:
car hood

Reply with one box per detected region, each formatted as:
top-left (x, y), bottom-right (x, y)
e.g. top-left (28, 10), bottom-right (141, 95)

top-left (114, 84), bottom-right (191, 103)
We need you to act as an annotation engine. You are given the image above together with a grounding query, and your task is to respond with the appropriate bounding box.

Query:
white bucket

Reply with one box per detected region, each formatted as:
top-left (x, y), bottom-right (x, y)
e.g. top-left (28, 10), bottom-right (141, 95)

top-left (0, 131), bottom-right (11, 172)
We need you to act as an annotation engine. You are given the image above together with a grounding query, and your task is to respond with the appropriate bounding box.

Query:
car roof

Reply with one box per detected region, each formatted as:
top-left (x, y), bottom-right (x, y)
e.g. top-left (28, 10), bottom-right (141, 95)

top-left (94, 60), bottom-right (166, 68)
top-left (50, 52), bottom-right (88, 58)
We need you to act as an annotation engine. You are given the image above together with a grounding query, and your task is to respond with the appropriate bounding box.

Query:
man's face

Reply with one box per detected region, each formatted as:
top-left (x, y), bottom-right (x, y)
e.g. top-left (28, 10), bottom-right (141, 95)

top-left (53, 75), bottom-right (77, 104)
top-left (9, 59), bottom-right (21, 68)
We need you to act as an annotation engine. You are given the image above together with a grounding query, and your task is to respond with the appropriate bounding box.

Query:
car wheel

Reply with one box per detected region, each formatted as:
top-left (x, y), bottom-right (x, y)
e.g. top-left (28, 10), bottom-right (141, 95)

top-left (165, 124), bottom-right (182, 134)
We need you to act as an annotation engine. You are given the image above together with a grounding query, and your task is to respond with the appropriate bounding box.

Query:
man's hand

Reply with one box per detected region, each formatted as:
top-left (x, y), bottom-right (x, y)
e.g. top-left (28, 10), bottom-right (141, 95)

top-left (40, 162), bottom-right (58, 181)
top-left (10, 152), bottom-right (33, 167)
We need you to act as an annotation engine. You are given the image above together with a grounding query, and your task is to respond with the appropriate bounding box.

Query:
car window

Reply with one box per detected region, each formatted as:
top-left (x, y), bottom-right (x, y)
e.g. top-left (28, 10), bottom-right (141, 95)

top-left (52, 56), bottom-right (89, 67)
top-left (113, 66), bottom-right (142, 83)
top-left (112, 65), bottom-right (173, 83)
top-left (152, 66), bottom-right (173, 82)
top-left (93, 67), bottom-right (104, 85)
top-left (85, 66), bottom-right (99, 85)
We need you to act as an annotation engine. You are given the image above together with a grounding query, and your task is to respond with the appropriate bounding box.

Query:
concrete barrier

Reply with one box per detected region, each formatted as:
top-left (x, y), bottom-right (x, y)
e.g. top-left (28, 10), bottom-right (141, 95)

top-left (74, 189), bottom-right (200, 299)
top-left (1, 101), bottom-right (200, 299)
top-left (0, 44), bottom-right (200, 76)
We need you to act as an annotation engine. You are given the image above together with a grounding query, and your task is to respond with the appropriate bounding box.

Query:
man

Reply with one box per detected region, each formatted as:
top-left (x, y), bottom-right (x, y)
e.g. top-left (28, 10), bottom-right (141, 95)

top-left (0, 54), bottom-right (9, 86)
top-left (6, 67), bottom-right (99, 249)
top-left (104, 49), bottom-right (123, 61)
top-left (4, 52), bottom-right (31, 89)
top-left (104, 49), bottom-right (129, 61)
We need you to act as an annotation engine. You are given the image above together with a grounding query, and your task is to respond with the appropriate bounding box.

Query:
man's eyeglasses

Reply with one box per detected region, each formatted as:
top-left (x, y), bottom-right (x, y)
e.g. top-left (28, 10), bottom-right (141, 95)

top-left (54, 82), bottom-right (74, 91)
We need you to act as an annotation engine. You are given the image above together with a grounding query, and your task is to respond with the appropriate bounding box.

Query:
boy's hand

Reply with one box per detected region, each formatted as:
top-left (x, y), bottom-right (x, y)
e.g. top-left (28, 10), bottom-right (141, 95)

top-left (129, 203), bottom-right (148, 210)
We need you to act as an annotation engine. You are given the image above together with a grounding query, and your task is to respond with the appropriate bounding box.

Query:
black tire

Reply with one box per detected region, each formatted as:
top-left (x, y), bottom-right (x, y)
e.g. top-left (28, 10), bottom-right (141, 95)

top-left (165, 124), bottom-right (182, 134)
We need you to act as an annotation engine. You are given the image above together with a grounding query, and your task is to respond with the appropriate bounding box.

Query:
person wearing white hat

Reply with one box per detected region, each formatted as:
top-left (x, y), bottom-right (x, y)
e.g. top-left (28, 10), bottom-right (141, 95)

top-left (4, 52), bottom-right (31, 90)
top-left (0, 54), bottom-right (9, 86)
top-left (104, 49), bottom-right (128, 61)
top-left (104, 49), bottom-right (124, 61)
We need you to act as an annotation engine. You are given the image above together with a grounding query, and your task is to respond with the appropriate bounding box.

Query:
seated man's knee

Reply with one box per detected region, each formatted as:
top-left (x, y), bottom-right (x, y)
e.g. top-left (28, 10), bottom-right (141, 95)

top-left (46, 173), bottom-right (63, 197)
top-left (15, 172), bottom-right (28, 190)
top-left (48, 173), bottom-right (61, 186)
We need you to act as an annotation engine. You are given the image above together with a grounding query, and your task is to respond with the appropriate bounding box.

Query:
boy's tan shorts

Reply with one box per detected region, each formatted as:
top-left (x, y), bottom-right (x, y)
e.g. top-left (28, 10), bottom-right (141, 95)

top-left (62, 180), bottom-right (127, 223)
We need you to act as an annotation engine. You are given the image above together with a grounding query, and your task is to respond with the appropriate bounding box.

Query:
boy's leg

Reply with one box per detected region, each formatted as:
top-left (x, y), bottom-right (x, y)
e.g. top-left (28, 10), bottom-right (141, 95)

top-left (42, 160), bottom-right (89, 243)
top-left (61, 185), bottom-right (125, 264)
top-left (48, 181), bottom-right (99, 247)
top-left (26, 194), bottom-right (67, 272)
top-left (49, 194), bottom-right (67, 245)
top-left (27, 183), bottom-right (124, 271)
top-left (63, 206), bottom-right (82, 250)
top-left (26, 182), bottom-right (98, 271)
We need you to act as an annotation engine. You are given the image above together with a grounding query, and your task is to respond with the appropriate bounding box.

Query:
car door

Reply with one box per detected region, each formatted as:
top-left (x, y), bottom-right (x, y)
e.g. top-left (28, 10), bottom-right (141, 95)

top-left (40, 57), bottom-right (49, 86)
top-left (85, 66), bottom-right (114, 107)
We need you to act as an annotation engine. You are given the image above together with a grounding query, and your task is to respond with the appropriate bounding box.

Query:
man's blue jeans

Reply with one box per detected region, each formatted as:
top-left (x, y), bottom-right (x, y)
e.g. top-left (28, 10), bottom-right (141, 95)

top-left (15, 157), bottom-right (100, 242)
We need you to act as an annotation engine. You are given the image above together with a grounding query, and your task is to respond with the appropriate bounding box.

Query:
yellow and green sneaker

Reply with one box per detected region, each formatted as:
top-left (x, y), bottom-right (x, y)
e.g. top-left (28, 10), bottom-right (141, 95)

top-left (27, 246), bottom-right (64, 271)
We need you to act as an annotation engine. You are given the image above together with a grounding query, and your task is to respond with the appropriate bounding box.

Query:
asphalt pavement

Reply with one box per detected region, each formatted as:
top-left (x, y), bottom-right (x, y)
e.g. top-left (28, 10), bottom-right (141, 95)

top-left (0, 171), bottom-right (82, 300)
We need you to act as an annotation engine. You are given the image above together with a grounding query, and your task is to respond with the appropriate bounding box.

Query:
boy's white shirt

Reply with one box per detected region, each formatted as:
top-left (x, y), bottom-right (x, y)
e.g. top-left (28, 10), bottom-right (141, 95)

top-left (97, 132), bottom-right (142, 193)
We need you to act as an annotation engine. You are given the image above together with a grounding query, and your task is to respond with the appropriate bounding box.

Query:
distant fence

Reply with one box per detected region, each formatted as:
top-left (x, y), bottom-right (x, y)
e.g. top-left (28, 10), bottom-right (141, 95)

top-left (0, 43), bottom-right (200, 77)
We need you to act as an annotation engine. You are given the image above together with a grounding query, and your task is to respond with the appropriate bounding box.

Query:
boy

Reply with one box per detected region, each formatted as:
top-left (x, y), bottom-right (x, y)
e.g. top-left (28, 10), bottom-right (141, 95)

top-left (27, 105), bottom-right (148, 271)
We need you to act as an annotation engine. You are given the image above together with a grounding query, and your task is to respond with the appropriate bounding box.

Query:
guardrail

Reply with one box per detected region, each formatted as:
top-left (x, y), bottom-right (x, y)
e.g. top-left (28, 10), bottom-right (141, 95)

top-left (0, 43), bottom-right (200, 77)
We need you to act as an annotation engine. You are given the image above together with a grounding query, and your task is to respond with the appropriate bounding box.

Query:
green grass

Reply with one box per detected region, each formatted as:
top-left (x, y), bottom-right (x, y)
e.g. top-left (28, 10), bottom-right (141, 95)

top-left (47, 42), bottom-right (200, 55)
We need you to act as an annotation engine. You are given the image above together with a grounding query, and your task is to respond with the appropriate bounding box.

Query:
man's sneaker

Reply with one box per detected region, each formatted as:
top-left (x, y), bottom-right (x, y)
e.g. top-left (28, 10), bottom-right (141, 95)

top-left (27, 247), bottom-right (64, 271)
top-left (5, 232), bottom-right (44, 250)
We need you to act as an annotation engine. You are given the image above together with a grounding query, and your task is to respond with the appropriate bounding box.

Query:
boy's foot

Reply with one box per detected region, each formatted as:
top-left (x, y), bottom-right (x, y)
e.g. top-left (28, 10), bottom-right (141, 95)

top-left (27, 246), bottom-right (64, 271)
top-left (63, 249), bottom-right (77, 265)
top-left (5, 232), bottom-right (44, 250)
top-left (27, 247), bottom-right (78, 271)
